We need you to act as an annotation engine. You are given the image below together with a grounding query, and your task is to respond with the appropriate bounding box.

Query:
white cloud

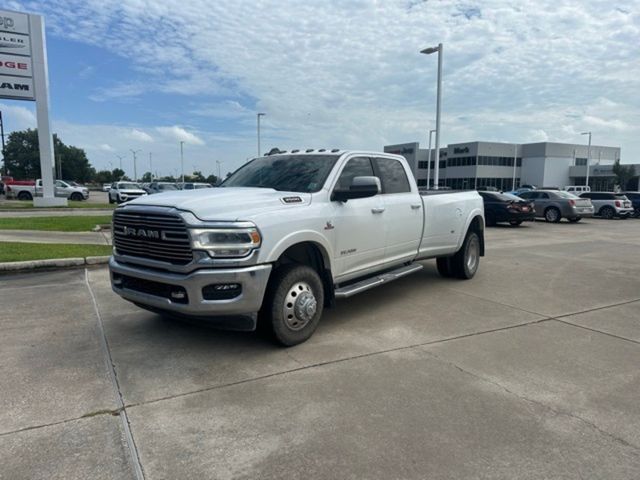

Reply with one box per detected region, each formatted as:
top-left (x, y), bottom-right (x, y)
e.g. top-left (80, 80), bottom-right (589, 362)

top-left (156, 126), bottom-right (205, 146)
top-left (0, 102), bottom-right (36, 131)
top-left (126, 129), bottom-right (153, 143)
top-left (98, 143), bottom-right (114, 151)
top-left (7, 0), bottom-right (640, 163)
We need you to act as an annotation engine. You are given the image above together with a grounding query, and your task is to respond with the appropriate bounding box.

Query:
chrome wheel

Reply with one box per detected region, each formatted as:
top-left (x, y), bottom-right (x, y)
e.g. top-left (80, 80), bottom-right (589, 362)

top-left (545, 208), bottom-right (560, 223)
top-left (282, 281), bottom-right (317, 331)
top-left (466, 234), bottom-right (480, 274)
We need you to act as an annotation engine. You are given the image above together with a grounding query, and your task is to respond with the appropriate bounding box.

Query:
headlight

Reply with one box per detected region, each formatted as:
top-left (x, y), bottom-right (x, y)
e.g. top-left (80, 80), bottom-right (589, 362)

top-left (189, 227), bottom-right (261, 258)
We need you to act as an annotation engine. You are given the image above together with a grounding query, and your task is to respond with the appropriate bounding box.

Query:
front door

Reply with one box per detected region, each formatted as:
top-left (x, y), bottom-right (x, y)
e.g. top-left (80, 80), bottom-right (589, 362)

top-left (330, 156), bottom-right (386, 281)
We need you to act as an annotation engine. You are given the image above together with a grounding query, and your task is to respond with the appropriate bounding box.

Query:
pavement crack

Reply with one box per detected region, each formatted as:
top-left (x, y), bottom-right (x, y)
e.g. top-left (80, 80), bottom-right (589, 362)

top-left (422, 349), bottom-right (640, 453)
top-left (553, 318), bottom-right (640, 346)
top-left (85, 269), bottom-right (146, 480)
top-left (124, 317), bottom-right (549, 411)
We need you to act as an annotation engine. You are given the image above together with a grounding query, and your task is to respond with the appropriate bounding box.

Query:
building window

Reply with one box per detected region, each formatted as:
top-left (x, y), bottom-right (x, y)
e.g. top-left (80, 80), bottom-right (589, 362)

top-left (418, 161), bottom-right (429, 169)
top-left (575, 158), bottom-right (587, 166)
top-left (417, 178), bottom-right (427, 187)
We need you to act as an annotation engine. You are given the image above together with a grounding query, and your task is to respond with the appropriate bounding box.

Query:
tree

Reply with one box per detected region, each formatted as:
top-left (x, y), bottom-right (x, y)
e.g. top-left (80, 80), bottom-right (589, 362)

top-left (3, 128), bottom-right (95, 182)
top-left (205, 174), bottom-right (219, 185)
top-left (111, 168), bottom-right (125, 181)
top-left (94, 170), bottom-right (113, 184)
top-left (613, 159), bottom-right (636, 191)
top-left (141, 171), bottom-right (153, 182)
top-left (192, 171), bottom-right (205, 182)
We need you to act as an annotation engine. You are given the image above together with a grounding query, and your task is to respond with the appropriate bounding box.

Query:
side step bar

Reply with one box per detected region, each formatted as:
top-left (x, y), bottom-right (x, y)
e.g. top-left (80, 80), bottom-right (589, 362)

top-left (334, 263), bottom-right (424, 299)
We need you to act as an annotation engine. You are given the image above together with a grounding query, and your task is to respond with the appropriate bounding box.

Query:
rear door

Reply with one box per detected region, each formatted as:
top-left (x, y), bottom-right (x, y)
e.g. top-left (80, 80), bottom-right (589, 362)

top-left (373, 157), bottom-right (423, 265)
top-left (330, 156), bottom-right (387, 280)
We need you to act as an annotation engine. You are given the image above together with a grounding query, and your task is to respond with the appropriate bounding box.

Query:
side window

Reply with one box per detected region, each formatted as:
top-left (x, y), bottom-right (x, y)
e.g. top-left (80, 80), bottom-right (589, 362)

top-left (538, 192), bottom-right (549, 199)
top-left (373, 158), bottom-right (411, 194)
top-left (55, 180), bottom-right (65, 188)
top-left (336, 157), bottom-right (374, 190)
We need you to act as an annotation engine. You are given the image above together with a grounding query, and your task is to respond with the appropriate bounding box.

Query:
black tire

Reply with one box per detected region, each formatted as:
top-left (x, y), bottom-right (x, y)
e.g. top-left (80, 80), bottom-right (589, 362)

top-left (450, 231), bottom-right (481, 280)
top-left (568, 217), bottom-right (582, 223)
top-left (70, 192), bottom-right (83, 201)
top-left (17, 191), bottom-right (33, 201)
top-left (264, 264), bottom-right (324, 346)
top-left (436, 257), bottom-right (454, 278)
top-left (633, 208), bottom-right (640, 218)
top-left (544, 207), bottom-right (561, 223)
top-left (108, 195), bottom-right (114, 204)
top-left (509, 219), bottom-right (523, 226)
top-left (599, 206), bottom-right (615, 219)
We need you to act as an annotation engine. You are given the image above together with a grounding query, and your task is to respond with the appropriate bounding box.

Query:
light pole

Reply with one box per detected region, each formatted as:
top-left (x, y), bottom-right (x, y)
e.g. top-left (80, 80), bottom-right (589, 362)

top-left (130, 149), bottom-right (140, 181)
top-left (421, 43), bottom-right (443, 189)
top-left (149, 152), bottom-right (153, 180)
top-left (116, 154), bottom-right (124, 171)
top-left (216, 160), bottom-right (224, 179)
top-left (426, 129), bottom-right (436, 189)
top-left (257, 113), bottom-right (266, 157)
top-left (179, 141), bottom-right (185, 184)
top-left (581, 131), bottom-right (592, 187)
top-left (512, 144), bottom-right (518, 190)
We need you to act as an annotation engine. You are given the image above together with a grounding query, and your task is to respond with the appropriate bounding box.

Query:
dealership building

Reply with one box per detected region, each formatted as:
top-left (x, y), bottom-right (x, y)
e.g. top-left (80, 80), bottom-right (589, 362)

top-left (384, 141), bottom-right (638, 191)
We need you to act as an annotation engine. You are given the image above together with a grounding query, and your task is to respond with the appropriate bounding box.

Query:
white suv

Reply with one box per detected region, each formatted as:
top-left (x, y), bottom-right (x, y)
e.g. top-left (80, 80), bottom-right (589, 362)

top-left (580, 192), bottom-right (634, 219)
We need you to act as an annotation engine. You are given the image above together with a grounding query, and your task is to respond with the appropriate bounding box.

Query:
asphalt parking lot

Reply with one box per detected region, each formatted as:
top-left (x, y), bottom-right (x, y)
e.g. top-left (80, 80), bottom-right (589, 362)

top-left (1, 218), bottom-right (639, 479)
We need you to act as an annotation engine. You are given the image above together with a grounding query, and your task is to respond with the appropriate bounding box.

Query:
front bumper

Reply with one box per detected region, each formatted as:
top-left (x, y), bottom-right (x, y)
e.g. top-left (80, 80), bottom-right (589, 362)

top-left (109, 257), bottom-right (272, 317)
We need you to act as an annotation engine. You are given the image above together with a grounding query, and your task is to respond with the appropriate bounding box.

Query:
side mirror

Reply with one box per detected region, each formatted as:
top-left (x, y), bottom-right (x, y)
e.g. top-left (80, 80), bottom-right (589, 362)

top-left (332, 176), bottom-right (381, 202)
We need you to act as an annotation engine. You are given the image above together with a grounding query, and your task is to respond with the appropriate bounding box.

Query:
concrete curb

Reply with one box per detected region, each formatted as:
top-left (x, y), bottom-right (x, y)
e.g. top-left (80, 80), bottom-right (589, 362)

top-left (0, 255), bottom-right (110, 273)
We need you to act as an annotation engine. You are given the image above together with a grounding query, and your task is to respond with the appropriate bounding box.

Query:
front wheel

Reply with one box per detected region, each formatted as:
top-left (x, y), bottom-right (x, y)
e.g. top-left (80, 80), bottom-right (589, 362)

top-left (450, 231), bottom-right (480, 279)
top-left (436, 257), bottom-right (454, 278)
top-left (264, 264), bottom-right (324, 346)
top-left (544, 207), bottom-right (561, 223)
top-left (70, 192), bottom-right (83, 201)
top-left (17, 191), bottom-right (33, 201)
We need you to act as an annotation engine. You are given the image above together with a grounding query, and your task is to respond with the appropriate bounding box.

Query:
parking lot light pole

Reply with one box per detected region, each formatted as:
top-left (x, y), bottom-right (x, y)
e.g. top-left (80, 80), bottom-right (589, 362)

top-left (180, 141), bottom-right (185, 184)
top-left (420, 43), bottom-right (443, 189)
top-left (581, 131), bottom-right (592, 187)
top-left (426, 129), bottom-right (436, 189)
top-left (130, 149), bottom-right (140, 181)
top-left (257, 113), bottom-right (265, 157)
top-left (512, 144), bottom-right (518, 190)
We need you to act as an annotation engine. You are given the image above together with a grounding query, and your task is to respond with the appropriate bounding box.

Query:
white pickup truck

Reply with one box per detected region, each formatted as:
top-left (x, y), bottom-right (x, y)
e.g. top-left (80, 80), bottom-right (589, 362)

top-left (109, 150), bottom-right (484, 345)
top-left (6, 179), bottom-right (89, 201)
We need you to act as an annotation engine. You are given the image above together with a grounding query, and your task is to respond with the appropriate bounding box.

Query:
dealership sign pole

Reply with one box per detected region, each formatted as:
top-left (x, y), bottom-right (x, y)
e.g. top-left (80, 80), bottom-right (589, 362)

top-left (0, 9), bottom-right (65, 206)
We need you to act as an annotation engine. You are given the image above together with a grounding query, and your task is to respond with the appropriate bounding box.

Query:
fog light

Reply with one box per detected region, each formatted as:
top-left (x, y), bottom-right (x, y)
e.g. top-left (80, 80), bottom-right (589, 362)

top-left (202, 283), bottom-right (242, 300)
top-left (170, 290), bottom-right (186, 300)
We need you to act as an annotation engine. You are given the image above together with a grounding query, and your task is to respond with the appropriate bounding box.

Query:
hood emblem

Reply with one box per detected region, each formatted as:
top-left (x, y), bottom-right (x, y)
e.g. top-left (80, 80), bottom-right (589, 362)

top-left (281, 196), bottom-right (302, 204)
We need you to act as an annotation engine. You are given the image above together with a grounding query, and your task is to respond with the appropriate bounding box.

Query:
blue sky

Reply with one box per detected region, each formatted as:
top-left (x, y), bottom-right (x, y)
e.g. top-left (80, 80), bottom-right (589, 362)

top-left (1, 0), bottom-right (639, 179)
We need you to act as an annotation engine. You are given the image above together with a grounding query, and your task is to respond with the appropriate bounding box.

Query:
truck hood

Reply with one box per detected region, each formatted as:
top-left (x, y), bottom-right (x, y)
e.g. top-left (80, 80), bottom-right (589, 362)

top-left (125, 187), bottom-right (311, 221)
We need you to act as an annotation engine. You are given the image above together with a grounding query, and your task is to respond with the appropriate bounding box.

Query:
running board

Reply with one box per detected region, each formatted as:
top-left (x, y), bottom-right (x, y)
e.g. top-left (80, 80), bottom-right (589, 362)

top-left (334, 263), bottom-right (424, 299)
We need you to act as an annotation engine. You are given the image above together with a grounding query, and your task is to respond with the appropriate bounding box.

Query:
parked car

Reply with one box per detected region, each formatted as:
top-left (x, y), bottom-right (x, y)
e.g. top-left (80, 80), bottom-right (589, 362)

top-left (102, 183), bottom-right (112, 192)
top-left (144, 182), bottom-right (179, 194)
top-left (108, 182), bottom-right (148, 204)
top-left (564, 185), bottom-right (590, 195)
top-left (478, 191), bottom-right (535, 226)
top-left (580, 192), bottom-right (634, 219)
top-left (180, 182), bottom-right (214, 190)
top-left (518, 189), bottom-right (594, 222)
top-left (5, 179), bottom-right (89, 201)
top-left (476, 186), bottom-right (499, 192)
top-left (109, 150), bottom-right (485, 346)
top-left (621, 192), bottom-right (640, 218)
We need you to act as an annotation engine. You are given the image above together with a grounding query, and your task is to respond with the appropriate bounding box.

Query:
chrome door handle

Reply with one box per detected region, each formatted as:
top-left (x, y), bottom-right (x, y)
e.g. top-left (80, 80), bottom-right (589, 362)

top-left (371, 207), bottom-right (385, 214)
top-left (411, 204), bottom-right (422, 209)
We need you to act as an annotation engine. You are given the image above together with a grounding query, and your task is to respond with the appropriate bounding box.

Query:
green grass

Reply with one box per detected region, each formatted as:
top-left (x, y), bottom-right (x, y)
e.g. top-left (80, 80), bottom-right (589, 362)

top-left (0, 242), bottom-right (112, 262)
top-left (0, 200), bottom-right (115, 210)
top-left (0, 215), bottom-right (112, 232)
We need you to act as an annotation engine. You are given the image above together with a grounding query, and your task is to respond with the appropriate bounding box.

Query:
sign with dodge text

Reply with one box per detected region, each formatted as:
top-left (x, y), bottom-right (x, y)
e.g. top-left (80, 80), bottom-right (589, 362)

top-left (0, 9), bottom-right (33, 100)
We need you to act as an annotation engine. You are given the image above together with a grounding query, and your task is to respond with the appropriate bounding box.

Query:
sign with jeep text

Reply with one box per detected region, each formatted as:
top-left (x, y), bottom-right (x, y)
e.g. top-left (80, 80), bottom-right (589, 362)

top-left (0, 9), bottom-right (34, 100)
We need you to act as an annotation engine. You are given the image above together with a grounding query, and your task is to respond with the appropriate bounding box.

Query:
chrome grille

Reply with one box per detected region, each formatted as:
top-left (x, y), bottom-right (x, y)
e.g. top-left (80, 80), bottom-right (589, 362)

top-left (113, 210), bottom-right (193, 265)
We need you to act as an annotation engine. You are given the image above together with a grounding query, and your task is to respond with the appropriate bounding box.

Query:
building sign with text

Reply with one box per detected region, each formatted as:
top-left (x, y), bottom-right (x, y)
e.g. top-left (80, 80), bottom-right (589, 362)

top-left (0, 10), bottom-right (34, 100)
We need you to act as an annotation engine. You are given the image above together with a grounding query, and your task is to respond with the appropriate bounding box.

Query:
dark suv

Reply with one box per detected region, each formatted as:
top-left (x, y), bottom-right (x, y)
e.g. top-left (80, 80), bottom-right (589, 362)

top-left (621, 192), bottom-right (640, 218)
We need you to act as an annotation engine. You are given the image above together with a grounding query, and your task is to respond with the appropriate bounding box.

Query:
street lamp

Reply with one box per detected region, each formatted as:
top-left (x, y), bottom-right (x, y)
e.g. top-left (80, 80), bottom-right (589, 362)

top-left (420, 43), bottom-right (443, 189)
top-left (179, 141), bottom-right (185, 184)
top-left (581, 131), bottom-right (592, 187)
top-left (426, 129), bottom-right (436, 189)
top-left (129, 149), bottom-right (141, 181)
top-left (257, 113), bottom-right (266, 157)
top-left (216, 160), bottom-right (224, 179)
top-left (116, 154), bottom-right (124, 171)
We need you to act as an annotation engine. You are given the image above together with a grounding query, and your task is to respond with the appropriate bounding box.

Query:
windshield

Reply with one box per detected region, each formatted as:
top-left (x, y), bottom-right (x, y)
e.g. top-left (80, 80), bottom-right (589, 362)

top-left (119, 183), bottom-right (142, 189)
top-left (553, 191), bottom-right (579, 199)
top-left (158, 183), bottom-right (178, 190)
top-left (222, 154), bottom-right (340, 193)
